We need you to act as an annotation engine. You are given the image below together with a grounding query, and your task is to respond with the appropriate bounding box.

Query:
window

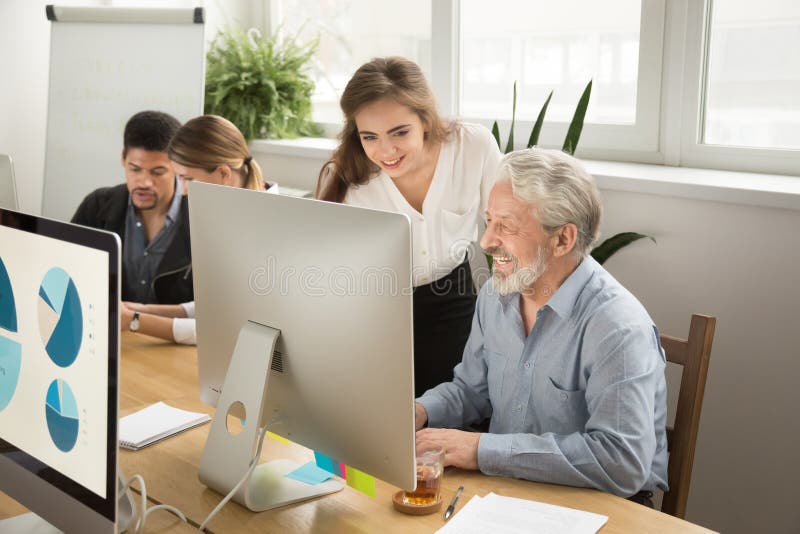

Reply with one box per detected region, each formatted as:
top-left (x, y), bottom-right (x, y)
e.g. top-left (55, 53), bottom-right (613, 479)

top-left (276, 0), bottom-right (431, 124)
top-left (460, 0), bottom-right (641, 124)
top-left (702, 0), bottom-right (800, 150)
top-left (256, 0), bottom-right (800, 176)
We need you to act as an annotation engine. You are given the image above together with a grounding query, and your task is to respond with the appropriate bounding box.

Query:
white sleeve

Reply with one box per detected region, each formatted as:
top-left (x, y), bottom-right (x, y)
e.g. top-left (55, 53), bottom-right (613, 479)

top-left (180, 301), bottom-right (195, 318)
top-left (172, 318), bottom-right (196, 345)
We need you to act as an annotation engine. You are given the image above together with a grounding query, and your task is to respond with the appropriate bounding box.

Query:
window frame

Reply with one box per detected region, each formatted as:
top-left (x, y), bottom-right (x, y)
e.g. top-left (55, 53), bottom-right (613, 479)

top-left (452, 0), bottom-right (666, 157)
top-left (677, 0), bottom-right (800, 176)
top-left (262, 0), bottom-right (799, 177)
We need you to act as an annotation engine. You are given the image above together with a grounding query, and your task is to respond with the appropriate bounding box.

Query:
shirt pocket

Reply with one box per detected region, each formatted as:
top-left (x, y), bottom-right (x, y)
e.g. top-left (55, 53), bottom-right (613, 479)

top-left (540, 377), bottom-right (589, 435)
top-left (441, 200), bottom-right (480, 261)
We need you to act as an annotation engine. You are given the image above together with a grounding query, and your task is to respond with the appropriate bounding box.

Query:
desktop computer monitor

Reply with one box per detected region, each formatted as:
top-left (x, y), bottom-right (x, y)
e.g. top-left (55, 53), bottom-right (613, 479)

top-left (0, 208), bottom-right (120, 533)
top-left (189, 182), bottom-right (416, 510)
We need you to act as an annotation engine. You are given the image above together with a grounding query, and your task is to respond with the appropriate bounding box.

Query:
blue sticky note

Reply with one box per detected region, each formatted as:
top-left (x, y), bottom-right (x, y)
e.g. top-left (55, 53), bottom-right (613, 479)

top-left (314, 451), bottom-right (344, 477)
top-left (285, 461), bottom-right (333, 485)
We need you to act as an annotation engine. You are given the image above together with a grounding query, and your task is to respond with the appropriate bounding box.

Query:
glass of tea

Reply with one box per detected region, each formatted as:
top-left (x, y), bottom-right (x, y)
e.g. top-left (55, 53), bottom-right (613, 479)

top-left (402, 445), bottom-right (444, 506)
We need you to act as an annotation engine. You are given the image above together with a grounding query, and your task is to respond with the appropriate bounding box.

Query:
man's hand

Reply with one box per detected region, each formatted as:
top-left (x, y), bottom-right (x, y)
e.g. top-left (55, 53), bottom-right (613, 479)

top-left (414, 402), bottom-right (428, 431)
top-left (415, 428), bottom-right (481, 471)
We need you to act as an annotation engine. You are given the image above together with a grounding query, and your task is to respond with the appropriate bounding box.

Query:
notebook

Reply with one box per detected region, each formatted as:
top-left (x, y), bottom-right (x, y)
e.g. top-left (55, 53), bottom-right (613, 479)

top-left (119, 401), bottom-right (210, 450)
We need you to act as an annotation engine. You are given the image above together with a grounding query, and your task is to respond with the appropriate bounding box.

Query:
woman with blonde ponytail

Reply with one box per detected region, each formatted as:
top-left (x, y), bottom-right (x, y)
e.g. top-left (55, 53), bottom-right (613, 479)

top-left (168, 114), bottom-right (270, 193)
top-left (121, 114), bottom-right (276, 345)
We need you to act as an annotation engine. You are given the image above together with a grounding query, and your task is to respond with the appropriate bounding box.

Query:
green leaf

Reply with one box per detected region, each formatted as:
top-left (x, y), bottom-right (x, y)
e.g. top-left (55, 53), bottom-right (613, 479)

top-left (590, 232), bottom-right (655, 265)
top-left (491, 121), bottom-right (501, 150)
top-left (527, 90), bottom-right (552, 148)
top-left (505, 81), bottom-right (517, 154)
top-left (562, 79), bottom-right (592, 155)
top-left (204, 26), bottom-right (319, 140)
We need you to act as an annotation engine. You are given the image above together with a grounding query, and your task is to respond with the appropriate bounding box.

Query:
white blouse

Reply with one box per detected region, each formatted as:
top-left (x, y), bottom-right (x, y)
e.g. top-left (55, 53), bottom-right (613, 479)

top-left (344, 122), bottom-right (502, 287)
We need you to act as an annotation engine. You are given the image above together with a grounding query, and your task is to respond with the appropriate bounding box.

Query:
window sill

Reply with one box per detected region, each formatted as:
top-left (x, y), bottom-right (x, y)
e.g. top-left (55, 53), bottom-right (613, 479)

top-left (250, 138), bottom-right (800, 212)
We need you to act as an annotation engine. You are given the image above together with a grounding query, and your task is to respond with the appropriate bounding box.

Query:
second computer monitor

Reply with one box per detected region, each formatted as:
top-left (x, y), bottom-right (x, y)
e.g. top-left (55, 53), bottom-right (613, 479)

top-left (189, 182), bottom-right (416, 493)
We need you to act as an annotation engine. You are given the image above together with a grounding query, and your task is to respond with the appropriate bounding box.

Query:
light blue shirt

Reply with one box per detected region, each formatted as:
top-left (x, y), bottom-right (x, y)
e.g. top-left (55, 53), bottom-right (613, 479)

top-left (418, 255), bottom-right (669, 497)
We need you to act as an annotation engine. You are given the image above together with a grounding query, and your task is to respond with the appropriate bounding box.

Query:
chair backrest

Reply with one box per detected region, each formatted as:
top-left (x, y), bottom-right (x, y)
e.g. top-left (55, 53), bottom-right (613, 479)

top-left (660, 314), bottom-right (716, 519)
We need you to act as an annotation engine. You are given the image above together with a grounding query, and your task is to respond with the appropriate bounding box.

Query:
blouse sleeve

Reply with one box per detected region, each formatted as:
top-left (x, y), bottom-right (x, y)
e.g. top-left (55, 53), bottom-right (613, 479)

top-left (180, 301), bottom-right (195, 318)
top-left (172, 318), bottom-right (196, 346)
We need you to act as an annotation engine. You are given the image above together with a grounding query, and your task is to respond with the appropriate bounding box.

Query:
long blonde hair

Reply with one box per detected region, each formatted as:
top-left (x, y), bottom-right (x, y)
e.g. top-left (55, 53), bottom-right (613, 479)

top-left (168, 115), bottom-right (263, 190)
top-left (317, 57), bottom-right (452, 202)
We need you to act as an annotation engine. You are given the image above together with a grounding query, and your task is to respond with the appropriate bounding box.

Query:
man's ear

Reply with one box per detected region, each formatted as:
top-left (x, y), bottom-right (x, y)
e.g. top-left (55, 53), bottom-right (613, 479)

top-left (551, 223), bottom-right (578, 258)
top-left (120, 148), bottom-right (126, 167)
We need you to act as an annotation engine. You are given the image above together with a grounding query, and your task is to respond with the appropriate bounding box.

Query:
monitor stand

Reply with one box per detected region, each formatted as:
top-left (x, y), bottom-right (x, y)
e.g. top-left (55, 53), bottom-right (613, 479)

top-left (198, 321), bottom-right (343, 512)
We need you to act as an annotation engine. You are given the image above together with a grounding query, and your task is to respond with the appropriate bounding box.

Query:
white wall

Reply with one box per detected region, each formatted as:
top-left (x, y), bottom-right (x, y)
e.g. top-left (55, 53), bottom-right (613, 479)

top-left (259, 148), bottom-right (800, 534)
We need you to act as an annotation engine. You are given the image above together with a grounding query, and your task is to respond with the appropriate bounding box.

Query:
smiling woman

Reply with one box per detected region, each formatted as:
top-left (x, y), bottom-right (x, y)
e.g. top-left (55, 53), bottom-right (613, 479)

top-left (317, 57), bottom-right (503, 397)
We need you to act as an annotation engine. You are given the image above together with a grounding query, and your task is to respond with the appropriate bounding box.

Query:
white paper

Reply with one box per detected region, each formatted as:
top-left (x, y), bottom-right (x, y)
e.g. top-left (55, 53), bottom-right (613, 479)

top-left (436, 492), bottom-right (608, 534)
top-left (119, 401), bottom-right (210, 450)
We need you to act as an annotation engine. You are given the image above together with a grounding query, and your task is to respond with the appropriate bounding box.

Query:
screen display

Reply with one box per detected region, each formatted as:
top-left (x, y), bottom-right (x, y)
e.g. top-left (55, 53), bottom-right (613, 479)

top-left (0, 224), bottom-right (109, 498)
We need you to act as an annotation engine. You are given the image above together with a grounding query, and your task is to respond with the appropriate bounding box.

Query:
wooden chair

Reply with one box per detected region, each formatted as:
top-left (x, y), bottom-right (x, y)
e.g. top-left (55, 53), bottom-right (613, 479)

top-left (659, 314), bottom-right (716, 519)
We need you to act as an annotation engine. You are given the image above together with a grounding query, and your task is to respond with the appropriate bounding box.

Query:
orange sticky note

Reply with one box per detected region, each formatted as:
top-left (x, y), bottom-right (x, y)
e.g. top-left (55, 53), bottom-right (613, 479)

top-left (344, 465), bottom-right (375, 497)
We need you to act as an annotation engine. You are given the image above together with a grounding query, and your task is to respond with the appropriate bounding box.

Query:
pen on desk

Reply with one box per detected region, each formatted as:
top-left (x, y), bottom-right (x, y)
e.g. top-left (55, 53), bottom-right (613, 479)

top-left (443, 485), bottom-right (464, 521)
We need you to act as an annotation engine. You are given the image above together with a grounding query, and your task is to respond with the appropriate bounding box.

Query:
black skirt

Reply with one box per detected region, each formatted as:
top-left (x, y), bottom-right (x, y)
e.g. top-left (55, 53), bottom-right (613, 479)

top-left (412, 259), bottom-right (477, 397)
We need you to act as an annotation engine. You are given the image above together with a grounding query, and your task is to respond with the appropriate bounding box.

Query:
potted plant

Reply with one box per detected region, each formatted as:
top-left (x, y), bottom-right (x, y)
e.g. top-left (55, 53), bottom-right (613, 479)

top-left (204, 27), bottom-right (322, 141)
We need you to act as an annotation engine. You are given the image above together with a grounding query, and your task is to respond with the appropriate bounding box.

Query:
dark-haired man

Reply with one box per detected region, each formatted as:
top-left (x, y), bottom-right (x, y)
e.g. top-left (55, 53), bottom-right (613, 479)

top-left (72, 111), bottom-right (192, 305)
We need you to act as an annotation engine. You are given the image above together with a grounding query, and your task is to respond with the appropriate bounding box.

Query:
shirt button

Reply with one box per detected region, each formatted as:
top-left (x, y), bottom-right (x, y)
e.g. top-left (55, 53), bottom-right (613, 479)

top-left (516, 404), bottom-right (523, 412)
top-left (143, 251), bottom-right (149, 257)
top-left (524, 362), bottom-right (531, 369)
top-left (140, 280), bottom-right (146, 285)
top-left (136, 222), bottom-right (142, 227)
top-left (421, 250), bottom-right (427, 256)
top-left (561, 393), bottom-right (568, 401)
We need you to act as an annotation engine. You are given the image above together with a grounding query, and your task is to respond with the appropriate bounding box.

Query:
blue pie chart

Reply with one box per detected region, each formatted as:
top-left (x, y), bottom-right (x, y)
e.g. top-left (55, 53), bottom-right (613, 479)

top-left (45, 379), bottom-right (79, 452)
top-left (0, 255), bottom-right (21, 413)
top-left (38, 268), bottom-right (83, 367)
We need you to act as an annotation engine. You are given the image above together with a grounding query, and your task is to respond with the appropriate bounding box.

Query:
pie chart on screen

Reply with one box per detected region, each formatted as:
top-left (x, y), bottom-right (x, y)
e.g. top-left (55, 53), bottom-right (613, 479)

top-left (45, 379), bottom-right (79, 452)
top-left (0, 255), bottom-right (21, 412)
top-left (38, 267), bottom-right (83, 367)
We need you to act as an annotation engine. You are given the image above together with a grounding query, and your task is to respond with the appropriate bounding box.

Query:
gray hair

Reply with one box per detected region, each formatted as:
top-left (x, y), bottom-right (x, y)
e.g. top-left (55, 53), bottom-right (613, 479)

top-left (497, 148), bottom-right (602, 257)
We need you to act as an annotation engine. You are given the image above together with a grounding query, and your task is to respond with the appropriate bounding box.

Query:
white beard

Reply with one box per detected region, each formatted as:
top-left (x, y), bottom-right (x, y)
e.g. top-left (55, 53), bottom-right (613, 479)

top-left (492, 247), bottom-right (549, 296)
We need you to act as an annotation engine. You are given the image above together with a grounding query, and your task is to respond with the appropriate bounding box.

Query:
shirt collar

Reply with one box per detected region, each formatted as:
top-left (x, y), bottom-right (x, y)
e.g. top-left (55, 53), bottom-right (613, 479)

top-left (545, 255), bottom-right (598, 319)
top-left (494, 254), bottom-right (598, 319)
top-left (164, 176), bottom-right (182, 224)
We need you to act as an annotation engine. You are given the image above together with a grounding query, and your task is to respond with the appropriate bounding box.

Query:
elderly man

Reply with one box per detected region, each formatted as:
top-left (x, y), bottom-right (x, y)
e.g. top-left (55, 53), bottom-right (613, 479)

top-left (415, 148), bottom-right (668, 504)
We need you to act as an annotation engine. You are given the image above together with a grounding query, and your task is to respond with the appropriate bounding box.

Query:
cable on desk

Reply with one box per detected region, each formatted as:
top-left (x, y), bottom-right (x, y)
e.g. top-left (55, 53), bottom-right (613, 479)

top-left (198, 417), bottom-right (279, 532)
top-left (121, 473), bottom-right (187, 534)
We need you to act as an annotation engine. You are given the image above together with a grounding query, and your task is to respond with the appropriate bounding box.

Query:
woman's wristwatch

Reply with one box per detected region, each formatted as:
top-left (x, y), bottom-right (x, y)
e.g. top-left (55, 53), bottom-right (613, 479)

top-left (129, 312), bottom-right (140, 332)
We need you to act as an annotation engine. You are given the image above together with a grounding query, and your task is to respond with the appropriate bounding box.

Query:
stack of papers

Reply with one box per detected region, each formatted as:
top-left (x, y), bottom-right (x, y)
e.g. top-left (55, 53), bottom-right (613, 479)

top-left (119, 401), bottom-right (210, 450)
top-left (436, 492), bottom-right (608, 534)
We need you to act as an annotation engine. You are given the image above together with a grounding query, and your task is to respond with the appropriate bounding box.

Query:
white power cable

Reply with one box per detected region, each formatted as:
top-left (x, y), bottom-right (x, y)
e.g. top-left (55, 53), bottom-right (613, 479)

top-left (198, 417), bottom-right (280, 532)
top-left (122, 416), bottom-right (283, 532)
top-left (121, 473), bottom-right (187, 534)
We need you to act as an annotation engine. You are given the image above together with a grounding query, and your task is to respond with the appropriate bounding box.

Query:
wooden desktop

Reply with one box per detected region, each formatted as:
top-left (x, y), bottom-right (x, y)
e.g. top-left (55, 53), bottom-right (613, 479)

top-left (1, 333), bottom-right (716, 533)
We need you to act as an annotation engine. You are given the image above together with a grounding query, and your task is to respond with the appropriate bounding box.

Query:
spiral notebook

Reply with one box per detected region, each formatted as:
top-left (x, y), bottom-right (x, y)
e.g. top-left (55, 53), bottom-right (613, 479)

top-left (119, 401), bottom-right (210, 450)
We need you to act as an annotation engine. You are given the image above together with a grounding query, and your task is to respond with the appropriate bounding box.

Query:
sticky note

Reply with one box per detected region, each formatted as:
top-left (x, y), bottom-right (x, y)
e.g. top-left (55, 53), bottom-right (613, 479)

top-left (314, 451), bottom-right (344, 477)
top-left (344, 465), bottom-right (376, 497)
top-left (285, 461), bottom-right (333, 485)
top-left (267, 431), bottom-right (290, 445)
